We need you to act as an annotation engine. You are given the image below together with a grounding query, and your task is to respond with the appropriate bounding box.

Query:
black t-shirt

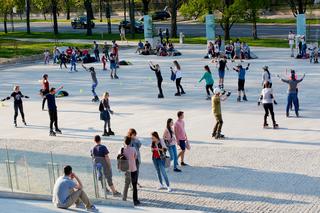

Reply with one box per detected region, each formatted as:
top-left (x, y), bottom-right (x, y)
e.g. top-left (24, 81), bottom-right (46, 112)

top-left (46, 93), bottom-right (57, 111)
top-left (91, 144), bottom-right (109, 158)
top-left (150, 66), bottom-right (163, 81)
top-left (219, 60), bottom-right (227, 71)
top-left (145, 43), bottom-right (151, 50)
top-left (11, 91), bottom-right (23, 104)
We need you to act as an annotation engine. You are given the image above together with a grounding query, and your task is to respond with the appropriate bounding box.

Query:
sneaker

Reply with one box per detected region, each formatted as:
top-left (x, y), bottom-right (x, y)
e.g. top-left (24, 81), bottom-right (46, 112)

top-left (86, 205), bottom-right (99, 212)
top-left (242, 95), bottom-right (248, 101)
top-left (212, 132), bottom-right (216, 138)
top-left (206, 96), bottom-right (211, 100)
top-left (14, 121), bottom-right (17, 128)
top-left (75, 203), bottom-right (85, 209)
top-left (134, 200), bottom-right (141, 206)
top-left (23, 120), bottom-right (27, 126)
top-left (174, 168), bottom-right (182, 172)
top-left (49, 131), bottom-right (56, 136)
top-left (113, 191), bottom-right (121, 197)
top-left (157, 184), bottom-right (165, 190)
top-left (263, 123), bottom-right (269, 128)
top-left (181, 91), bottom-right (186, 95)
top-left (55, 129), bottom-right (62, 134)
top-left (175, 93), bottom-right (181, 96)
top-left (273, 123), bottom-right (279, 129)
top-left (181, 162), bottom-right (188, 166)
top-left (167, 187), bottom-right (172, 192)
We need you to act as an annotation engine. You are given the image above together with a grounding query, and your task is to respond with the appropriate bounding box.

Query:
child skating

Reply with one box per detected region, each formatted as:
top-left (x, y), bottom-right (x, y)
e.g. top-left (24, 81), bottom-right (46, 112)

top-left (262, 66), bottom-right (277, 104)
top-left (101, 55), bottom-right (107, 71)
top-left (199, 65), bottom-right (214, 100)
top-left (109, 53), bottom-right (119, 79)
top-left (211, 88), bottom-right (230, 139)
top-left (216, 55), bottom-right (229, 90)
top-left (233, 63), bottom-right (250, 102)
top-left (149, 61), bottom-right (164, 98)
top-left (70, 51), bottom-right (78, 72)
top-left (99, 92), bottom-right (115, 136)
top-left (40, 74), bottom-right (50, 111)
top-left (1, 85), bottom-right (29, 127)
top-left (258, 81), bottom-right (279, 129)
top-left (46, 87), bottom-right (63, 136)
top-left (81, 63), bottom-right (99, 102)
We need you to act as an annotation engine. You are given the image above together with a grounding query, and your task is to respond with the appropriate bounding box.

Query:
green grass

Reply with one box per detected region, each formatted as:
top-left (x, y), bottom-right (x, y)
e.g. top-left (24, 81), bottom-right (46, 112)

top-left (0, 39), bottom-right (92, 58)
top-left (0, 32), bottom-right (144, 41)
top-left (246, 18), bottom-right (320, 25)
top-left (0, 17), bottom-right (123, 24)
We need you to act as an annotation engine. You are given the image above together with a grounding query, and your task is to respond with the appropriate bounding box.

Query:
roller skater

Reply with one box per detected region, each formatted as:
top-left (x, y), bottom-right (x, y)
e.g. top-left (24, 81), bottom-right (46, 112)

top-left (99, 92), bottom-right (115, 136)
top-left (233, 63), bottom-right (250, 102)
top-left (1, 85), bottom-right (29, 127)
top-left (46, 87), bottom-right (63, 136)
top-left (81, 63), bottom-right (99, 102)
top-left (149, 61), bottom-right (164, 98)
top-left (199, 65), bottom-right (214, 100)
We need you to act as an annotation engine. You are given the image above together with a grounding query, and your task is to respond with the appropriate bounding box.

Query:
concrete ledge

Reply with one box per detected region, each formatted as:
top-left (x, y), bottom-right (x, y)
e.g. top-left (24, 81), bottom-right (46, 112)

top-left (0, 191), bottom-right (133, 208)
top-left (0, 54), bottom-right (42, 65)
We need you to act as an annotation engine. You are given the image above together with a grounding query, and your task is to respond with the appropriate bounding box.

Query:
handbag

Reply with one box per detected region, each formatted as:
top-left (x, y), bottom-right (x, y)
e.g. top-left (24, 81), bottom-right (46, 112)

top-left (100, 110), bottom-right (110, 121)
top-left (164, 156), bottom-right (171, 168)
top-left (117, 148), bottom-right (129, 172)
top-left (170, 70), bottom-right (176, 81)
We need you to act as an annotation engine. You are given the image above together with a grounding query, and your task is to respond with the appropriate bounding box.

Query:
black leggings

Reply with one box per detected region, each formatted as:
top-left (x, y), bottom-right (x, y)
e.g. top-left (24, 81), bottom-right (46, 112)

top-left (104, 119), bottom-right (110, 131)
top-left (263, 103), bottom-right (275, 125)
top-left (14, 103), bottom-right (25, 122)
top-left (175, 78), bottom-right (184, 94)
top-left (206, 84), bottom-right (214, 96)
top-left (42, 90), bottom-right (49, 110)
top-left (49, 110), bottom-right (58, 131)
top-left (157, 79), bottom-right (163, 95)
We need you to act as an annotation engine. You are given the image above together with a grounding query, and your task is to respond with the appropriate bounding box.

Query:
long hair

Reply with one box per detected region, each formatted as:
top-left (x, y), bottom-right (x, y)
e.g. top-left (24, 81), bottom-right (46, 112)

top-left (173, 60), bottom-right (180, 70)
top-left (127, 128), bottom-right (137, 138)
top-left (204, 65), bottom-right (211, 73)
top-left (166, 118), bottom-right (173, 138)
top-left (151, 131), bottom-right (160, 141)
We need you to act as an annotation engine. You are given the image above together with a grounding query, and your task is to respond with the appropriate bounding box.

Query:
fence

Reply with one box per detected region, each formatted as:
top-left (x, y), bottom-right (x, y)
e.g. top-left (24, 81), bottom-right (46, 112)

top-left (0, 146), bottom-right (126, 200)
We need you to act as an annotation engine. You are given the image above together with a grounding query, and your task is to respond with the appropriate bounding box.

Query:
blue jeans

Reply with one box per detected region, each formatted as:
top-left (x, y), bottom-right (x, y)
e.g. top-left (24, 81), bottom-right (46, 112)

top-left (152, 158), bottom-right (170, 187)
top-left (53, 55), bottom-right (59, 64)
top-left (70, 62), bottom-right (76, 71)
top-left (92, 83), bottom-right (98, 97)
top-left (287, 93), bottom-right (299, 115)
top-left (168, 145), bottom-right (178, 169)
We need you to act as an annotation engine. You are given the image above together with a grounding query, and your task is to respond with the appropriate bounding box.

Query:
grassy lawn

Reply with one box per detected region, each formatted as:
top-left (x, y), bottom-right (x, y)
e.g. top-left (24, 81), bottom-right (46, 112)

top-left (0, 17), bottom-right (123, 24)
top-left (0, 32), bottom-right (144, 41)
top-left (0, 39), bottom-right (92, 58)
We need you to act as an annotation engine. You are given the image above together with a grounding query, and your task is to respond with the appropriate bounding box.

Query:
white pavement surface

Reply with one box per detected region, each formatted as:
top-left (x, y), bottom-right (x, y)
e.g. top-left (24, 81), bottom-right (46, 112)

top-left (0, 45), bottom-right (320, 212)
top-left (0, 198), bottom-right (198, 213)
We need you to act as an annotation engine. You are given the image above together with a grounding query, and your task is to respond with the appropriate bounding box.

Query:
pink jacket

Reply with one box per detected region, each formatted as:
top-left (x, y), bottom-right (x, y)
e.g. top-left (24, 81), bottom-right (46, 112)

top-left (163, 128), bottom-right (177, 146)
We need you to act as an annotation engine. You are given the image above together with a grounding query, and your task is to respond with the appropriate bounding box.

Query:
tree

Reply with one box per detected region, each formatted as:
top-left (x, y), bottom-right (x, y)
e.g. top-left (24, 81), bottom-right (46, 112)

top-left (26, 0), bottom-right (31, 33)
top-left (170, 0), bottom-right (178, 38)
top-left (180, 0), bottom-right (213, 20)
top-left (128, 0), bottom-right (135, 38)
top-left (214, 0), bottom-right (242, 40)
top-left (84, 0), bottom-right (93, 35)
top-left (239, 0), bottom-right (269, 39)
top-left (51, 0), bottom-right (59, 34)
top-left (288, 0), bottom-right (313, 16)
top-left (142, 0), bottom-right (150, 15)
top-left (33, 0), bottom-right (51, 20)
top-left (105, 0), bottom-right (111, 33)
top-left (0, 0), bottom-right (14, 34)
top-left (64, 0), bottom-right (71, 20)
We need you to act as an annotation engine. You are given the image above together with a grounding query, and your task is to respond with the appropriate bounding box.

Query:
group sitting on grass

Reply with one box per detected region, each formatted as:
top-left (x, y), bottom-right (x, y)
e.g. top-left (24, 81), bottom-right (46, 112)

top-left (136, 40), bottom-right (182, 57)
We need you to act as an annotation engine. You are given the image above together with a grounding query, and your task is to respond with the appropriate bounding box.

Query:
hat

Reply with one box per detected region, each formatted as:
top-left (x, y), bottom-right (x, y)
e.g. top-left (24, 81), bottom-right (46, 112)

top-left (262, 66), bottom-right (269, 71)
top-left (214, 88), bottom-right (221, 95)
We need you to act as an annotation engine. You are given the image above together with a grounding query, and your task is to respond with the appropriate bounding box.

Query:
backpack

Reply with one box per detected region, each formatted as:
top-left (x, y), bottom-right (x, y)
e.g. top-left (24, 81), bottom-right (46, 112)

top-left (117, 148), bottom-right (129, 172)
top-left (170, 70), bottom-right (176, 81)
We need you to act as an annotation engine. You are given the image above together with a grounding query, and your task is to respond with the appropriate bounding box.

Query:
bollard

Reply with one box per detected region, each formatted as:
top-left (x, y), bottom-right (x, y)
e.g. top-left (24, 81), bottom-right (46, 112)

top-left (24, 156), bottom-right (31, 192)
top-left (92, 160), bottom-right (100, 198)
top-left (5, 146), bottom-right (13, 192)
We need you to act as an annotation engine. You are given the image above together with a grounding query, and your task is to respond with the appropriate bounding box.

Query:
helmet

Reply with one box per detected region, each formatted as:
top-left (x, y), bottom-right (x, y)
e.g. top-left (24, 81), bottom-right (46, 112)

top-left (214, 88), bottom-right (221, 95)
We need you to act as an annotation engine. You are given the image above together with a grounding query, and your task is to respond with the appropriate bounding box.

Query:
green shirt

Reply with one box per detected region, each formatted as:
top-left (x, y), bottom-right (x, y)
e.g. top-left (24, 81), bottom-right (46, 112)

top-left (199, 71), bottom-right (214, 85)
top-left (212, 95), bottom-right (221, 115)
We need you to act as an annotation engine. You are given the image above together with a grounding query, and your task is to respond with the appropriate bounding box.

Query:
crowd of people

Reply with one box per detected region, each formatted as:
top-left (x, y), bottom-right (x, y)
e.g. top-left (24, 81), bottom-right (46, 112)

top-left (1, 34), bottom-right (311, 211)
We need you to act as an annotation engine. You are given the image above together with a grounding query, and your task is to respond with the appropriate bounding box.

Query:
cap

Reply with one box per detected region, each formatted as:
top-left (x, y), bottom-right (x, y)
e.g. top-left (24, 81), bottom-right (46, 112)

top-left (214, 88), bottom-right (221, 95)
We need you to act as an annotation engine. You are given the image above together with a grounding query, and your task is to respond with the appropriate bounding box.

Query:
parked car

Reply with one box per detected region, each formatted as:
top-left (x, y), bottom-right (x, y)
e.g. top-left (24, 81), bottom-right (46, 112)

top-left (139, 10), bottom-right (171, 22)
top-left (71, 16), bottom-right (95, 29)
top-left (119, 20), bottom-right (144, 33)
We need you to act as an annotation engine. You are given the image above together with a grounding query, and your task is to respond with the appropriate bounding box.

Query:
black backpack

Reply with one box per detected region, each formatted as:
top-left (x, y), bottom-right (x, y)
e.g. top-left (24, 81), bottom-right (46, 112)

top-left (117, 148), bottom-right (129, 172)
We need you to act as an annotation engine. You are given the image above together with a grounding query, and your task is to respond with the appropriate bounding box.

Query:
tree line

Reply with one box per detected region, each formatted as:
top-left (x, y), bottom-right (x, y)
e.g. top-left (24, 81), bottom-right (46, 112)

top-left (0, 0), bottom-right (317, 39)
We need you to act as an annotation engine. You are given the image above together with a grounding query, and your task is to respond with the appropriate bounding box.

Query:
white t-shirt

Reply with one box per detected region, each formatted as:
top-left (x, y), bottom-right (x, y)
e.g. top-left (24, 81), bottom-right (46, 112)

top-left (261, 88), bottom-right (273, 104)
top-left (288, 34), bottom-right (295, 45)
top-left (262, 71), bottom-right (272, 84)
top-left (175, 68), bottom-right (182, 79)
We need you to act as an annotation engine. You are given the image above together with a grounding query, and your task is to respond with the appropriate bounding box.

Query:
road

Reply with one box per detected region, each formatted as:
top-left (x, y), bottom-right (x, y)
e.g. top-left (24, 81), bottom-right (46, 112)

top-left (1, 21), bottom-right (320, 39)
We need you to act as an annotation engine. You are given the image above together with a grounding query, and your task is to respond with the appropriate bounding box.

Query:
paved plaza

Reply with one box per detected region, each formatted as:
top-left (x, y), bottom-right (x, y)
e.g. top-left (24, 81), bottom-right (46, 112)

top-left (0, 44), bottom-right (320, 212)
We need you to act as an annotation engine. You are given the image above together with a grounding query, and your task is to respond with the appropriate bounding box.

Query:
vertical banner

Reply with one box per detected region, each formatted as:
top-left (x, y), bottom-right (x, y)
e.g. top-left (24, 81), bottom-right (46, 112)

top-left (144, 15), bottom-right (153, 39)
top-left (206, 15), bottom-right (215, 42)
top-left (296, 14), bottom-right (306, 38)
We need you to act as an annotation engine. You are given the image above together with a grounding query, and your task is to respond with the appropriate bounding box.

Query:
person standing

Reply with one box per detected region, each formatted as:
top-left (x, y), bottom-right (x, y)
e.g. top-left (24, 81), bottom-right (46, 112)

top-left (46, 87), bottom-right (62, 136)
top-left (44, 49), bottom-right (50, 64)
top-left (111, 40), bottom-right (119, 67)
top-left (53, 46), bottom-right (60, 64)
top-left (93, 41), bottom-right (100, 62)
top-left (149, 61), bottom-right (164, 98)
top-left (262, 66), bottom-right (277, 104)
top-left (127, 128), bottom-right (142, 187)
top-left (212, 88), bottom-right (230, 139)
top-left (59, 51), bottom-right (67, 69)
top-left (70, 51), bottom-right (78, 72)
top-left (277, 72), bottom-right (305, 117)
top-left (258, 82), bottom-right (279, 129)
top-left (151, 132), bottom-right (171, 192)
top-left (172, 61), bottom-right (185, 96)
top-left (163, 118), bottom-right (181, 172)
top-left (288, 31), bottom-right (295, 57)
top-left (81, 63), bottom-right (99, 102)
top-left (216, 56), bottom-right (229, 90)
top-left (91, 135), bottom-right (121, 197)
top-left (1, 85), bottom-right (29, 127)
top-left (199, 65), bottom-right (214, 100)
top-left (99, 92), bottom-right (115, 136)
top-left (165, 28), bottom-right (170, 44)
top-left (158, 28), bottom-right (163, 44)
top-left (120, 26), bottom-right (128, 43)
top-left (109, 53), bottom-right (119, 79)
top-left (233, 63), bottom-right (250, 102)
top-left (52, 165), bottom-right (98, 212)
top-left (174, 111), bottom-right (189, 166)
top-left (121, 136), bottom-right (140, 206)
top-left (40, 74), bottom-right (50, 111)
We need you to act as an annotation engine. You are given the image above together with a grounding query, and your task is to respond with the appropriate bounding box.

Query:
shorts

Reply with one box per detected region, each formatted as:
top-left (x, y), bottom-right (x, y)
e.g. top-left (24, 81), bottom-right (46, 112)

top-left (238, 79), bottom-right (245, 91)
top-left (110, 63), bottom-right (117, 70)
top-left (218, 70), bottom-right (225, 79)
top-left (178, 140), bottom-right (186, 151)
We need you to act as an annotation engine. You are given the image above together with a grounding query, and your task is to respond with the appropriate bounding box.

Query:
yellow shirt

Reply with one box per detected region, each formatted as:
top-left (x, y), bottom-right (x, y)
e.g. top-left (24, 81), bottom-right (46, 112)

top-left (212, 95), bottom-right (221, 115)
